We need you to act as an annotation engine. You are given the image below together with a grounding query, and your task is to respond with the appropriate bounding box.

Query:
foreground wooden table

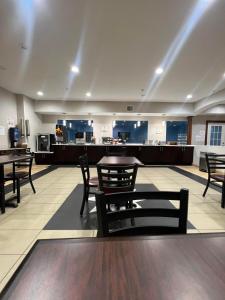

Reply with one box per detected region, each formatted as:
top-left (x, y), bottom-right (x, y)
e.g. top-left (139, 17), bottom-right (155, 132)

top-left (1, 234), bottom-right (225, 300)
top-left (97, 155), bottom-right (143, 166)
top-left (0, 154), bottom-right (31, 213)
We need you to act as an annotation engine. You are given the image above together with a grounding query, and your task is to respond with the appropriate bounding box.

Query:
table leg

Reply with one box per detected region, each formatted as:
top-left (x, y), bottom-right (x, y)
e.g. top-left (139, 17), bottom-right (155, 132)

top-left (0, 165), bottom-right (6, 214)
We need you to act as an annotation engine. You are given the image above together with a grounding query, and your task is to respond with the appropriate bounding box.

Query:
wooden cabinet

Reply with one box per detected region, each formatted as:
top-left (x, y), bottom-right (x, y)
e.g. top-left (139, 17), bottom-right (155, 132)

top-left (49, 145), bottom-right (194, 165)
top-left (138, 146), bottom-right (194, 165)
top-left (176, 146), bottom-right (193, 165)
top-left (87, 146), bottom-right (106, 164)
top-left (52, 145), bottom-right (86, 164)
top-left (35, 153), bottom-right (54, 165)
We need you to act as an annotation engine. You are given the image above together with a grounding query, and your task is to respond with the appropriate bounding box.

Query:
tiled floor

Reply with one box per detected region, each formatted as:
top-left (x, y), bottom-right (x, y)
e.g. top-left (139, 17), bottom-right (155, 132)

top-left (0, 164), bottom-right (224, 292)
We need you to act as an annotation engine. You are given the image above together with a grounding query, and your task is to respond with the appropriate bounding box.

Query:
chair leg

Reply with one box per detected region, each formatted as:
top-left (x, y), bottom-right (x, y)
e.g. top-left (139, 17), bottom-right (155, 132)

top-left (203, 180), bottom-right (210, 197)
top-left (29, 176), bottom-right (36, 194)
top-left (221, 183), bottom-right (225, 208)
top-left (16, 179), bottom-right (20, 204)
top-left (80, 187), bottom-right (88, 216)
top-left (13, 179), bottom-right (16, 193)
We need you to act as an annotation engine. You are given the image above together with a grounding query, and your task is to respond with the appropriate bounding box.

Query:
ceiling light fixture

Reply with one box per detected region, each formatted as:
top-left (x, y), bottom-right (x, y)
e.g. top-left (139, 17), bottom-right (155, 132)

top-left (155, 67), bottom-right (164, 75)
top-left (86, 92), bottom-right (92, 97)
top-left (223, 73), bottom-right (225, 78)
top-left (186, 94), bottom-right (193, 99)
top-left (37, 91), bottom-right (44, 96)
top-left (71, 65), bottom-right (80, 73)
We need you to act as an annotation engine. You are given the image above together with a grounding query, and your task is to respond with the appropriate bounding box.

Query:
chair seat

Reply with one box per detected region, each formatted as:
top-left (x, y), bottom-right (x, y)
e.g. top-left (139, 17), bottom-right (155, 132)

top-left (5, 171), bottom-right (29, 179)
top-left (88, 177), bottom-right (98, 187)
top-left (211, 174), bottom-right (225, 182)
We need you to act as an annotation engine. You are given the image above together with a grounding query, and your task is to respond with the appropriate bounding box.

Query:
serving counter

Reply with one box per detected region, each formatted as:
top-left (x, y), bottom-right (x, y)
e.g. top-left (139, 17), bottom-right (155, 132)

top-left (35, 144), bottom-right (194, 165)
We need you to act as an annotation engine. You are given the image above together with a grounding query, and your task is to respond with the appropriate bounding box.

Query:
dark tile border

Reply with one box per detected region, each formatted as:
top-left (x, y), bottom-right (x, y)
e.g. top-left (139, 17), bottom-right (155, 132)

top-left (169, 166), bottom-right (221, 192)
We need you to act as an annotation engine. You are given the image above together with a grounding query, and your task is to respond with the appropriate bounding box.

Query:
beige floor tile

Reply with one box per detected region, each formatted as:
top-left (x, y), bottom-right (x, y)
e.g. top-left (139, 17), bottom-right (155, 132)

top-left (188, 202), bottom-right (221, 214)
top-left (0, 255), bottom-right (25, 293)
top-left (198, 229), bottom-right (225, 233)
top-left (13, 203), bottom-right (62, 215)
top-left (0, 230), bottom-right (40, 254)
top-left (187, 229), bottom-right (200, 234)
top-left (37, 230), bottom-right (97, 239)
top-left (188, 213), bottom-right (225, 230)
top-left (0, 255), bottom-right (21, 282)
top-left (28, 194), bottom-right (68, 204)
top-left (0, 214), bottom-right (51, 230)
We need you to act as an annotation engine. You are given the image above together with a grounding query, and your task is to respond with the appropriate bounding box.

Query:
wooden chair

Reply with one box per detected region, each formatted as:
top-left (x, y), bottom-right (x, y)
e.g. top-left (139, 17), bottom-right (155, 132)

top-left (79, 155), bottom-right (98, 216)
top-left (203, 153), bottom-right (225, 208)
top-left (96, 189), bottom-right (189, 237)
top-left (97, 164), bottom-right (138, 209)
top-left (5, 155), bottom-right (36, 201)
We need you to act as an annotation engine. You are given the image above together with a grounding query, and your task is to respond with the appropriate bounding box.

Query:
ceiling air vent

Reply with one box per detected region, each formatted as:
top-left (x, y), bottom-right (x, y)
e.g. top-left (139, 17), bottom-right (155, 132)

top-left (127, 105), bottom-right (133, 112)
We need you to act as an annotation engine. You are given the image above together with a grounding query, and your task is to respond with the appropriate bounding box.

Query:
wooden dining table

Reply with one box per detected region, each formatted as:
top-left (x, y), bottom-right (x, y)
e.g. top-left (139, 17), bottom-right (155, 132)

top-left (97, 155), bottom-right (143, 166)
top-left (1, 233), bottom-right (225, 300)
top-left (0, 154), bottom-right (30, 213)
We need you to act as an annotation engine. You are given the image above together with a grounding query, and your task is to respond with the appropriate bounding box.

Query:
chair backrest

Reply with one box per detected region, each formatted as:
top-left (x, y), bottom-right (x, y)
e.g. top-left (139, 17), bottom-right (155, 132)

top-left (14, 154), bottom-right (34, 175)
top-left (96, 189), bottom-right (189, 237)
top-left (205, 153), bottom-right (225, 175)
top-left (97, 164), bottom-right (138, 194)
top-left (79, 155), bottom-right (90, 185)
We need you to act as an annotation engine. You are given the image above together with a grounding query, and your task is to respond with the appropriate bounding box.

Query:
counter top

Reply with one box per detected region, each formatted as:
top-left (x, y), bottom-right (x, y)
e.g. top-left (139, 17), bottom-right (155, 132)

top-left (52, 144), bottom-right (194, 147)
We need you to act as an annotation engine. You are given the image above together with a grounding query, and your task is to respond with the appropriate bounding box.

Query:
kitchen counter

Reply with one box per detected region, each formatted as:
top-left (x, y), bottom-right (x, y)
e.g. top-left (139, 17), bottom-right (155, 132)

top-left (35, 144), bottom-right (194, 165)
top-left (52, 143), bottom-right (194, 147)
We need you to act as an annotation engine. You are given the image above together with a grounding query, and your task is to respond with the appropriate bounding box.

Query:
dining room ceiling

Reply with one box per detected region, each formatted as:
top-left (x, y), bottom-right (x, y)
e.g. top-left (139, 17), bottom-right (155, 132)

top-left (0, 0), bottom-right (225, 103)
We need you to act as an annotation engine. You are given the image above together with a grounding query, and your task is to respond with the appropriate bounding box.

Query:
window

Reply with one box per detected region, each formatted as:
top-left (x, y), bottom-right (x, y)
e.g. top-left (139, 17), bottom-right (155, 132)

top-left (112, 121), bottom-right (148, 144)
top-left (210, 125), bottom-right (222, 145)
top-left (166, 121), bottom-right (188, 144)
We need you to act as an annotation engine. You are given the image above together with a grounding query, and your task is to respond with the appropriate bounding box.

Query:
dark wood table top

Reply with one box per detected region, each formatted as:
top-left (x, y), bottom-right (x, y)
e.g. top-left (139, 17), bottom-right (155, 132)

top-left (97, 156), bottom-right (143, 166)
top-left (1, 234), bottom-right (225, 300)
top-left (0, 154), bottom-right (31, 166)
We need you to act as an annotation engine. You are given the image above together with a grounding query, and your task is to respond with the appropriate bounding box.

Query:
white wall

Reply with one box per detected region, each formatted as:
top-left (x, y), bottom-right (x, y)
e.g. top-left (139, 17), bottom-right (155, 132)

top-left (23, 96), bottom-right (43, 151)
top-left (192, 115), bottom-right (225, 145)
top-left (0, 87), bottom-right (18, 148)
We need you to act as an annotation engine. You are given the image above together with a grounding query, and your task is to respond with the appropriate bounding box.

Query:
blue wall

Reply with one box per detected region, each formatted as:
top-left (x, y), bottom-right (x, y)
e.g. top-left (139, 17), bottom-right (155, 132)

top-left (166, 121), bottom-right (187, 142)
top-left (113, 121), bottom-right (148, 143)
top-left (57, 120), bottom-right (93, 142)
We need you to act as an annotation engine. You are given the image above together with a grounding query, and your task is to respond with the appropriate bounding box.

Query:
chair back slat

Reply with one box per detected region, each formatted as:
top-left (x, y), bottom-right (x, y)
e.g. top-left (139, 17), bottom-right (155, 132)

top-left (97, 164), bottom-right (138, 195)
top-left (206, 154), bottom-right (225, 173)
top-left (79, 155), bottom-right (90, 185)
top-left (96, 189), bottom-right (189, 237)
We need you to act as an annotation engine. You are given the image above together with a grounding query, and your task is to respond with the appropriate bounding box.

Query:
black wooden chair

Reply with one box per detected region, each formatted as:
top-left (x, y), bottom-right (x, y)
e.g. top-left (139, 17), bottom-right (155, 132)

top-left (203, 153), bottom-right (225, 208)
top-left (79, 155), bottom-right (98, 216)
top-left (97, 164), bottom-right (138, 209)
top-left (96, 189), bottom-right (189, 237)
top-left (5, 154), bottom-right (36, 200)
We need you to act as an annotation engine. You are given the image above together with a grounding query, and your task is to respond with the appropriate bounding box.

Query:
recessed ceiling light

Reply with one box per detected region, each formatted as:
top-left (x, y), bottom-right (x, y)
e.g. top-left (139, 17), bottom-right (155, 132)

top-left (223, 73), bottom-right (225, 78)
top-left (155, 67), bottom-right (164, 75)
top-left (71, 65), bottom-right (80, 73)
top-left (186, 94), bottom-right (193, 99)
top-left (37, 91), bottom-right (44, 96)
top-left (86, 92), bottom-right (92, 97)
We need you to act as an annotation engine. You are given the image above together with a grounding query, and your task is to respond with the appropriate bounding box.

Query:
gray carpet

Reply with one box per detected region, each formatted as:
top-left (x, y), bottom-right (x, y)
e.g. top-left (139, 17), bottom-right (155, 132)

top-left (44, 184), bottom-right (195, 230)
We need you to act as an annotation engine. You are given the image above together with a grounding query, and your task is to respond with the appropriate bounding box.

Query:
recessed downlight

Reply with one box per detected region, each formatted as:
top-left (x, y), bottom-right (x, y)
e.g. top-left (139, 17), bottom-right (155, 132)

top-left (37, 91), bottom-right (44, 96)
top-left (186, 94), bottom-right (193, 99)
top-left (86, 92), bottom-right (92, 97)
top-left (223, 73), bottom-right (225, 78)
top-left (71, 65), bottom-right (80, 73)
top-left (155, 67), bottom-right (164, 75)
